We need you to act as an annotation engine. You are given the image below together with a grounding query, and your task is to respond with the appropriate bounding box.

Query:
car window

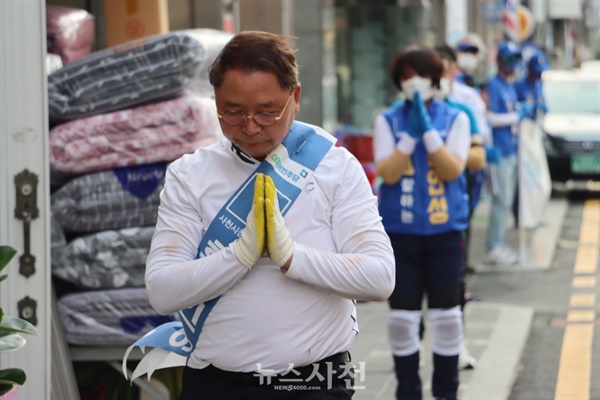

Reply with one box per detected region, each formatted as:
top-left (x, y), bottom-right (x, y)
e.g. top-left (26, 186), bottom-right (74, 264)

top-left (544, 79), bottom-right (600, 114)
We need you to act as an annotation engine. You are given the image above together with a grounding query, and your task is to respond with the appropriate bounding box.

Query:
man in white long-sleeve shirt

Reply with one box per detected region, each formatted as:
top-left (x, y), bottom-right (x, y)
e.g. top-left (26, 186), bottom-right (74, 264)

top-left (145, 31), bottom-right (395, 400)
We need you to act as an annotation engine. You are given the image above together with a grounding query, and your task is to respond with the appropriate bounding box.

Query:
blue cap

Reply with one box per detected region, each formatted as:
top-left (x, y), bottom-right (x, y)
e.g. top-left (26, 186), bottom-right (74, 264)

top-left (497, 41), bottom-right (521, 60)
top-left (528, 53), bottom-right (549, 74)
top-left (456, 43), bottom-right (479, 53)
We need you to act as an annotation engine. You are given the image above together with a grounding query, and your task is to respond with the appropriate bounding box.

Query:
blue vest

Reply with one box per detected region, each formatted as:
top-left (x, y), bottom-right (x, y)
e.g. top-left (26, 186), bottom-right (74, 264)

top-left (515, 78), bottom-right (544, 105)
top-left (378, 98), bottom-right (469, 235)
top-left (487, 75), bottom-right (519, 156)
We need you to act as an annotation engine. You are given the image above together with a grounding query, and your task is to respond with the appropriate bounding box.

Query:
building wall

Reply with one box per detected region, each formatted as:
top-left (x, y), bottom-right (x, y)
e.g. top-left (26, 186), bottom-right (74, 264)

top-left (238, 0), bottom-right (283, 32)
top-left (294, 0), bottom-right (337, 131)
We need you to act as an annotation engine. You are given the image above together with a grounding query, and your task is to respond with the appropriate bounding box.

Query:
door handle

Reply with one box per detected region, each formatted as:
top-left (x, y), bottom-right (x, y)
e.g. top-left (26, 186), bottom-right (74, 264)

top-left (14, 169), bottom-right (39, 278)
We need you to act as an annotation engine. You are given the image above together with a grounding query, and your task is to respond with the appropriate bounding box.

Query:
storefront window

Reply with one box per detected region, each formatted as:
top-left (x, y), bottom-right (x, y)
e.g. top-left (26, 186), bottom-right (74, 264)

top-left (335, 2), bottom-right (421, 132)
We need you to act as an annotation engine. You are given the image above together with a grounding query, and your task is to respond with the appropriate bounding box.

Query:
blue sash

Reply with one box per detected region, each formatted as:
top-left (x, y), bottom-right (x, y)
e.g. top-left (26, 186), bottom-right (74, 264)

top-left (122, 122), bottom-right (335, 381)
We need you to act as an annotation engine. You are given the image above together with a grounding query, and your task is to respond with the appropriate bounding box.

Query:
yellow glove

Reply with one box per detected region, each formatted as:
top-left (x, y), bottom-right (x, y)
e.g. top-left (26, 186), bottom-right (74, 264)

top-left (265, 175), bottom-right (295, 267)
top-left (233, 173), bottom-right (266, 268)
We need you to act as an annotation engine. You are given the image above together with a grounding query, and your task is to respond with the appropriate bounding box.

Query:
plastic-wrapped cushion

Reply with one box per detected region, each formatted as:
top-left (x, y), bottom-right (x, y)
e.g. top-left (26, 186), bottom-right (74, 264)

top-left (49, 94), bottom-right (221, 174)
top-left (47, 30), bottom-right (206, 122)
top-left (57, 288), bottom-right (177, 346)
top-left (52, 226), bottom-right (154, 289)
top-left (183, 28), bottom-right (233, 96)
top-left (46, 4), bottom-right (95, 65)
top-left (51, 214), bottom-right (67, 251)
top-left (50, 163), bottom-right (166, 233)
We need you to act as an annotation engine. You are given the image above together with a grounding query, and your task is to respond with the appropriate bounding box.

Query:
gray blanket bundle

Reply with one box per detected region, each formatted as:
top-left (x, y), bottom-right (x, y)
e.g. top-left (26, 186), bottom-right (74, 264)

top-left (52, 226), bottom-right (155, 289)
top-left (51, 164), bottom-right (165, 233)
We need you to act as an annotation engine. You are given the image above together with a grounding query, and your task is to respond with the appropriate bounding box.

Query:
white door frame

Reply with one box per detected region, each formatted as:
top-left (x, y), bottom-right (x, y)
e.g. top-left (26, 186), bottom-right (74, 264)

top-left (0, 1), bottom-right (51, 398)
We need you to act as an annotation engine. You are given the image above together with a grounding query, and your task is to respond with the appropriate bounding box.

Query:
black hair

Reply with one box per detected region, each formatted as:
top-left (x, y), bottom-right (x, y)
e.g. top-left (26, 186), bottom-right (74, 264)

top-left (435, 44), bottom-right (457, 63)
top-left (389, 44), bottom-right (443, 91)
top-left (209, 31), bottom-right (299, 91)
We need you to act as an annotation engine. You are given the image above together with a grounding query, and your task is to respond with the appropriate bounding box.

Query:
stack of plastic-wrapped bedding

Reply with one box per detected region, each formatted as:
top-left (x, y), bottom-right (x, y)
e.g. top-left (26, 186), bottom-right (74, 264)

top-left (51, 28), bottom-right (232, 347)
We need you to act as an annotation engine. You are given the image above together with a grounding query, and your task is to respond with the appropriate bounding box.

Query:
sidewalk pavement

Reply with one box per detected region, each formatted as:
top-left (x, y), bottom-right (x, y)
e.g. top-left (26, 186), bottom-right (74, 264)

top-left (470, 196), bottom-right (568, 272)
top-left (350, 196), bottom-right (568, 400)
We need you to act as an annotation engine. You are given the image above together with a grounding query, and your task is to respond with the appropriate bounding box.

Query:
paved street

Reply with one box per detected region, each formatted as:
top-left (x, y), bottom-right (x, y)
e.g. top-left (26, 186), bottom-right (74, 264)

top-left (349, 190), bottom-right (600, 400)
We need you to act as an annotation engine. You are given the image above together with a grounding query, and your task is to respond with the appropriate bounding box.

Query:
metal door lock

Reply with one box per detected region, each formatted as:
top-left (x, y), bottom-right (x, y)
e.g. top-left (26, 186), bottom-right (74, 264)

top-left (18, 296), bottom-right (37, 326)
top-left (14, 169), bottom-right (39, 278)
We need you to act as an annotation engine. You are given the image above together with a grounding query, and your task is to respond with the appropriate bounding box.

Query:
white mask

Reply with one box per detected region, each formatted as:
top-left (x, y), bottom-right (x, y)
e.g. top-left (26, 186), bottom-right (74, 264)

top-left (434, 77), bottom-right (452, 100)
top-left (401, 76), bottom-right (434, 101)
top-left (457, 53), bottom-right (479, 74)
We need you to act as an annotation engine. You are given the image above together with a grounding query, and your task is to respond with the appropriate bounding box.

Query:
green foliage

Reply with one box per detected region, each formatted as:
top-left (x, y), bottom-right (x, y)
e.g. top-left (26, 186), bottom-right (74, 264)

top-left (0, 245), bottom-right (37, 396)
top-left (0, 246), bottom-right (17, 283)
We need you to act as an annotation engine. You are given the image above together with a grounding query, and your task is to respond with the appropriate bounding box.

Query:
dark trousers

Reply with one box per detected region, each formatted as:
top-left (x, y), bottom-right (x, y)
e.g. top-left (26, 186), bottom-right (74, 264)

top-left (179, 352), bottom-right (355, 400)
top-left (387, 231), bottom-right (465, 311)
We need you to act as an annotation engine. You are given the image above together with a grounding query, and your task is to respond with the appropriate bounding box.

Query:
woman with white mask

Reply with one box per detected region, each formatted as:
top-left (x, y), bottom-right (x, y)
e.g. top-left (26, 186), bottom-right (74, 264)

top-left (373, 44), bottom-right (471, 400)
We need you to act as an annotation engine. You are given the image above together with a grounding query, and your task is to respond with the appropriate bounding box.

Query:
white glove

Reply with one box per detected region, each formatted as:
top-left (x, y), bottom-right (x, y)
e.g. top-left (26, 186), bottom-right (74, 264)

top-left (233, 173), bottom-right (266, 268)
top-left (265, 175), bottom-right (295, 267)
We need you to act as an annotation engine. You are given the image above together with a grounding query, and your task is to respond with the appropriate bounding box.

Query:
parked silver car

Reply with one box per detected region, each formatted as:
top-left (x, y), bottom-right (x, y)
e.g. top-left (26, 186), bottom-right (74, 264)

top-left (542, 68), bottom-right (600, 182)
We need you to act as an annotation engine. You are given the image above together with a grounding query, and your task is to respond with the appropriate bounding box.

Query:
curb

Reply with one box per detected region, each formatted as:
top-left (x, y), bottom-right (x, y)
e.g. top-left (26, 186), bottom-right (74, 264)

top-left (460, 302), bottom-right (535, 400)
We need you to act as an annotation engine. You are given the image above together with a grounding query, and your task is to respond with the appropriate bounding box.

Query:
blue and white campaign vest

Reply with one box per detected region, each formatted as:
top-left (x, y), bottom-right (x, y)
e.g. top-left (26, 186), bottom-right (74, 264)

top-left (122, 121), bottom-right (335, 381)
top-left (378, 98), bottom-right (469, 235)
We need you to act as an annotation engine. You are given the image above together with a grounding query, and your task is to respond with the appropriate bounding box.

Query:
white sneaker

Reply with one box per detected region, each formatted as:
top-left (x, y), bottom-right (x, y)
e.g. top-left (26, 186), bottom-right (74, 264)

top-left (458, 342), bottom-right (476, 370)
top-left (485, 246), bottom-right (518, 266)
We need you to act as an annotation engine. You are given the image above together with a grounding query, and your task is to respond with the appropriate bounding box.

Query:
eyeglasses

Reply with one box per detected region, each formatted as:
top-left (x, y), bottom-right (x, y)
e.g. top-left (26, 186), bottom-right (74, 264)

top-left (217, 93), bottom-right (293, 127)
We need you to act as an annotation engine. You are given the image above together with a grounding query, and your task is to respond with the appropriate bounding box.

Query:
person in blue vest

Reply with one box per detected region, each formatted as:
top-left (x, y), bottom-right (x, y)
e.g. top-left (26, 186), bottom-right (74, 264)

top-left (484, 41), bottom-right (535, 265)
top-left (373, 44), bottom-right (471, 400)
top-left (515, 52), bottom-right (549, 117)
top-left (516, 39), bottom-right (549, 80)
top-left (144, 31), bottom-right (395, 399)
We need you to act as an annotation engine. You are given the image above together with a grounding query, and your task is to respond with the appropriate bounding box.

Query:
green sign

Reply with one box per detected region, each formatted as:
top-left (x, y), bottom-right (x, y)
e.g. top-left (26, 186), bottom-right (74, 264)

top-left (571, 154), bottom-right (600, 174)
